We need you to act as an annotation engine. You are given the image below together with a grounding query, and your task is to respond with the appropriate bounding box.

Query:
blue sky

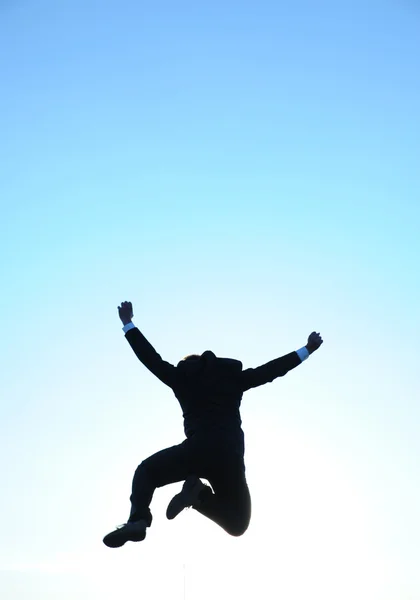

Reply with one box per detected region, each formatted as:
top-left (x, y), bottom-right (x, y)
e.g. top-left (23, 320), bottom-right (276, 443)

top-left (1, 1), bottom-right (419, 598)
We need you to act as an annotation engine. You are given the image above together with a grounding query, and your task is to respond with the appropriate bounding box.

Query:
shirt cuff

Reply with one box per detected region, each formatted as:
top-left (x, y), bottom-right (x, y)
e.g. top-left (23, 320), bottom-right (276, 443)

top-left (296, 346), bottom-right (309, 362)
top-left (122, 322), bottom-right (136, 333)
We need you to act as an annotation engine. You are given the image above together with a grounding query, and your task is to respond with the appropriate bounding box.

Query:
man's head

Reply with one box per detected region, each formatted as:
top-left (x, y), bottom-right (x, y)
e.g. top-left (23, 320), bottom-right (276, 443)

top-left (176, 351), bottom-right (242, 377)
top-left (176, 353), bottom-right (204, 374)
top-left (182, 354), bottom-right (201, 362)
top-left (177, 354), bottom-right (201, 366)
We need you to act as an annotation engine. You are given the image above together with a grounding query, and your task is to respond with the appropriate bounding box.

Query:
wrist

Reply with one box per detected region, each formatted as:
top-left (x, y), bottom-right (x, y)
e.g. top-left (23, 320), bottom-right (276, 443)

top-left (296, 346), bottom-right (309, 361)
top-left (122, 321), bottom-right (135, 334)
top-left (305, 344), bottom-right (315, 355)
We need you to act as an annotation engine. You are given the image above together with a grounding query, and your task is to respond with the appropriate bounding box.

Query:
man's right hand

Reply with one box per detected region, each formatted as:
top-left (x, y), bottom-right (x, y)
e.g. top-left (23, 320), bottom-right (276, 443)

top-left (306, 331), bottom-right (323, 354)
top-left (118, 301), bottom-right (134, 326)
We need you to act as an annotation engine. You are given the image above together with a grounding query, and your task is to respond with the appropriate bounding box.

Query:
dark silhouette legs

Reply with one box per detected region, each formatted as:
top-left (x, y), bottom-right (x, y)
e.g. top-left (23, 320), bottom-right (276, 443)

top-left (128, 435), bottom-right (251, 536)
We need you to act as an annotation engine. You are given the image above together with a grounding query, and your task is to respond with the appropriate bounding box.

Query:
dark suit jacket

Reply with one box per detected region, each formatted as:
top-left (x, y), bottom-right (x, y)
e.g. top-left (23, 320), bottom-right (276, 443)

top-left (125, 328), bottom-right (304, 452)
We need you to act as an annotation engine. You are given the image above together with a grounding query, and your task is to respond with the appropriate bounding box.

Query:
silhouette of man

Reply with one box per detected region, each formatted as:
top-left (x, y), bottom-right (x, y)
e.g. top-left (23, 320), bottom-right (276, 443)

top-left (103, 301), bottom-right (323, 547)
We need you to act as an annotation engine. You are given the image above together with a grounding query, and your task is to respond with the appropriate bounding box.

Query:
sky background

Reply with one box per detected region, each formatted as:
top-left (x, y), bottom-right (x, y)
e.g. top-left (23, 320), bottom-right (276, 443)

top-left (0, 0), bottom-right (419, 598)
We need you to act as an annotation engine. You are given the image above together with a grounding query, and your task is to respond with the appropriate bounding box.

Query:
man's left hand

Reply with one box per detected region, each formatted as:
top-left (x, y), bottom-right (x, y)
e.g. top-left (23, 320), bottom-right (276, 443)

top-left (306, 331), bottom-right (323, 353)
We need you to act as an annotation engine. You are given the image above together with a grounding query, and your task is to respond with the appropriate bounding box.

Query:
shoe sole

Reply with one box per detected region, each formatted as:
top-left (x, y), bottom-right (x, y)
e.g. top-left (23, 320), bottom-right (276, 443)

top-left (166, 492), bottom-right (187, 520)
top-left (103, 528), bottom-right (146, 548)
top-left (166, 476), bottom-right (202, 520)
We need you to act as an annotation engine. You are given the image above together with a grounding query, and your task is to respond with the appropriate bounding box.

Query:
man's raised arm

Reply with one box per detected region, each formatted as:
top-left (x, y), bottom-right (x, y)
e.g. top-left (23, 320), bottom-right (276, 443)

top-left (118, 301), bottom-right (177, 388)
top-left (239, 332), bottom-right (323, 392)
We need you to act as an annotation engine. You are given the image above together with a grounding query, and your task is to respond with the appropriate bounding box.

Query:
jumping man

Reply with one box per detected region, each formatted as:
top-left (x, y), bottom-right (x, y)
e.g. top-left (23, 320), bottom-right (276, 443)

top-left (103, 301), bottom-right (323, 547)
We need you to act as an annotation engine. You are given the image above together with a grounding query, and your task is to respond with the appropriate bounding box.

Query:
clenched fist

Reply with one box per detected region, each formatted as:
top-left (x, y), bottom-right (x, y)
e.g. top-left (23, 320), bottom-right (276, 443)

top-left (306, 331), bottom-right (323, 354)
top-left (118, 301), bottom-right (134, 326)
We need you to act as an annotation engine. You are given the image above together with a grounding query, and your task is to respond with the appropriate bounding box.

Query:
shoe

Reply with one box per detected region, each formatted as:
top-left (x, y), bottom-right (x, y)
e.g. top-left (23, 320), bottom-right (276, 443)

top-left (166, 475), bottom-right (207, 520)
top-left (103, 519), bottom-right (147, 548)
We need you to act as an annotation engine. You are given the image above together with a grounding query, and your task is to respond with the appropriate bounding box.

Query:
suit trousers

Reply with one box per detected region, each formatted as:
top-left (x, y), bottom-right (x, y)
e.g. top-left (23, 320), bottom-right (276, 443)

top-left (128, 431), bottom-right (251, 537)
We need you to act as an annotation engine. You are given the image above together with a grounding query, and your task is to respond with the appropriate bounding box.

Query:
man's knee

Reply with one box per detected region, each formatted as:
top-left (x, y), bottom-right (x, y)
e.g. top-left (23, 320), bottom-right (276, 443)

top-left (227, 518), bottom-right (250, 537)
top-left (133, 459), bottom-right (155, 483)
top-left (134, 460), bottom-right (147, 474)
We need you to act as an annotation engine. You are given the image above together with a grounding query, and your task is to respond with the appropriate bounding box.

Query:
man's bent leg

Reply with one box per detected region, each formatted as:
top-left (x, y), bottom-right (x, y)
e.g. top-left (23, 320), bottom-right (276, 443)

top-left (194, 456), bottom-right (252, 536)
top-left (129, 440), bottom-right (193, 525)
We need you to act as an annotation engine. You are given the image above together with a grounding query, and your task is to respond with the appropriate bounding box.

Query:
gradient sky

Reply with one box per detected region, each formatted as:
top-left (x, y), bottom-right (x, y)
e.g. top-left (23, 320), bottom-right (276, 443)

top-left (1, 1), bottom-right (419, 599)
